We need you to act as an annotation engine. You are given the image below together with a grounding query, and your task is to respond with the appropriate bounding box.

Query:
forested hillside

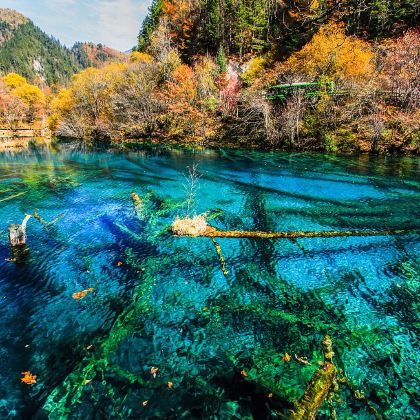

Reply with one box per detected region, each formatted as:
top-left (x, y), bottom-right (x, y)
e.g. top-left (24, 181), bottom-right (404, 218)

top-left (0, 9), bottom-right (82, 85)
top-left (0, 8), bottom-right (127, 86)
top-left (71, 42), bottom-right (127, 69)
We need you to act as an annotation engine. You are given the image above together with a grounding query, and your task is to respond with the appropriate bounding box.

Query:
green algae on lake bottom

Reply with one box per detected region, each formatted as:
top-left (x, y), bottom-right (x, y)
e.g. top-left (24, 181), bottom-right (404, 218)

top-left (0, 139), bottom-right (419, 418)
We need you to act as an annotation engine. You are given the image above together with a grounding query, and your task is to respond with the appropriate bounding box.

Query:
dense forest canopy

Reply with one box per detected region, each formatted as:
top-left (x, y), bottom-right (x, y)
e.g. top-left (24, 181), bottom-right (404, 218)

top-left (137, 0), bottom-right (420, 58)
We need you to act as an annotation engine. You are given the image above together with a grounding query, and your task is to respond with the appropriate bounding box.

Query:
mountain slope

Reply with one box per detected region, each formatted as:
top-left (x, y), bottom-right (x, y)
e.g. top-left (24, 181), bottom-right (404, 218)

top-left (0, 8), bottom-right (127, 86)
top-left (0, 8), bottom-right (82, 85)
top-left (71, 42), bottom-right (127, 68)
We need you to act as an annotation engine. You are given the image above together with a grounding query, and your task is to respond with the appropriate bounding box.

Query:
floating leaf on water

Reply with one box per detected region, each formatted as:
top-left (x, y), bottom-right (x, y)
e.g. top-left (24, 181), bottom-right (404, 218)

top-left (72, 288), bottom-right (94, 300)
top-left (283, 352), bottom-right (291, 362)
top-left (21, 371), bottom-right (37, 385)
top-left (84, 379), bottom-right (92, 385)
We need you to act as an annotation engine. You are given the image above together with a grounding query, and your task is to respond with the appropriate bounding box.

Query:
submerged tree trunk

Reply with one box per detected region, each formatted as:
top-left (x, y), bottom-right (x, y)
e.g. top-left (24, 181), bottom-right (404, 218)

top-left (290, 336), bottom-right (337, 419)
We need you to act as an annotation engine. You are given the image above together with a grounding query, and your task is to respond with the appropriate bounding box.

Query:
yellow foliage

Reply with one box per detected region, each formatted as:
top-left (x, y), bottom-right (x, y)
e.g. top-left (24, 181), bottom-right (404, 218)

top-left (48, 88), bottom-right (74, 130)
top-left (129, 51), bottom-right (153, 63)
top-left (1, 73), bottom-right (45, 122)
top-left (242, 57), bottom-right (267, 85)
top-left (12, 83), bottom-right (45, 107)
top-left (3, 73), bottom-right (27, 89)
top-left (284, 22), bottom-right (375, 82)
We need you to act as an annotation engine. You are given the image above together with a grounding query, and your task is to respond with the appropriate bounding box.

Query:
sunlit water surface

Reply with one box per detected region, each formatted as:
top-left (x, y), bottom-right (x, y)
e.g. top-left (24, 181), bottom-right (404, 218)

top-left (0, 139), bottom-right (419, 419)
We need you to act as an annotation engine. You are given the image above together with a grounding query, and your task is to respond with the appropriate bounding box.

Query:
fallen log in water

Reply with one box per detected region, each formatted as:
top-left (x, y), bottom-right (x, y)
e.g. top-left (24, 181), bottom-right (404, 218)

top-left (173, 224), bottom-right (417, 239)
top-left (290, 336), bottom-right (338, 420)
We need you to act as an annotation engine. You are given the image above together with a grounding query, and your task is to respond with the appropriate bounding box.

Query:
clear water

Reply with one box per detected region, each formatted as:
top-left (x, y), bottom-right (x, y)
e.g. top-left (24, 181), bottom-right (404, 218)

top-left (0, 139), bottom-right (419, 419)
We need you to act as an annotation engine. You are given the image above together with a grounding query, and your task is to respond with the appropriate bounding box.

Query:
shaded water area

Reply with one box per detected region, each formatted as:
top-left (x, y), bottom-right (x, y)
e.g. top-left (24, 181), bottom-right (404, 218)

top-left (0, 139), bottom-right (419, 419)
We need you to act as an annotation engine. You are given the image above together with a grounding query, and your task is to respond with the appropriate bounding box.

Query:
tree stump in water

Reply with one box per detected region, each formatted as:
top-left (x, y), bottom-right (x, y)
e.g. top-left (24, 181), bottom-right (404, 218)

top-left (9, 215), bottom-right (31, 247)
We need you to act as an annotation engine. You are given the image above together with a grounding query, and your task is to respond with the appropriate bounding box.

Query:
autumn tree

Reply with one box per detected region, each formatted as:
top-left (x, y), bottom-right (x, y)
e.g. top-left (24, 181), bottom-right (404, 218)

top-left (281, 22), bottom-right (375, 85)
top-left (0, 79), bottom-right (28, 129)
top-left (110, 59), bottom-right (163, 137)
top-left (49, 64), bottom-right (125, 139)
top-left (379, 29), bottom-right (420, 110)
top-left (1, 72), bottom-right (45, 124)
top-left (163, 57), bottom-right (220, 142)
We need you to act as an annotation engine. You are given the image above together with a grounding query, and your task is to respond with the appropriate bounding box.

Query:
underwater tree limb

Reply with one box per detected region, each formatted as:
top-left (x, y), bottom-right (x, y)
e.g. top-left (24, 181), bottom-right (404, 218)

top-left (0, 191), bottom-right (27, 203)
top-left (211, 238), bottom-right (229, 277)
top-left (32, 211), bottom-right (65, 227)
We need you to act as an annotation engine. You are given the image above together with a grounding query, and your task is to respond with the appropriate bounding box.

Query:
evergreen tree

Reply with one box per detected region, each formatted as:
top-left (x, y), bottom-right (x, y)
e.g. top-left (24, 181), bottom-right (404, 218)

top-left (216, 45), bottom-right (227, 73)
top-left (138, 0), bottom-right (164, 51)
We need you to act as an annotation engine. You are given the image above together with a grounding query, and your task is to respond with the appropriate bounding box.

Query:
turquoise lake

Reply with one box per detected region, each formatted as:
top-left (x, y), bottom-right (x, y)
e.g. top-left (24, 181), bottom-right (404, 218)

top-left (0, 139), bottom-right (419, 419)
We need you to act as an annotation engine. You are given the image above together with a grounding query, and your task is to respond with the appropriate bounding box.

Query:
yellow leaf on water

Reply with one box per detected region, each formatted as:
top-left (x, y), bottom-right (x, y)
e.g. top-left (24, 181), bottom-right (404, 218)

top-left (283, 352), bottom-right (291, 362)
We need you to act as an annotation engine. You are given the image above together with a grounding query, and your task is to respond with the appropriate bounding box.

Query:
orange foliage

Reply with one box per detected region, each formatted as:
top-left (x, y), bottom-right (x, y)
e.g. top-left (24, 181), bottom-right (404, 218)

top-left (21, 371), bottom-right (37, 385)
top-left (283, 22), bottom-right (374, 83)
top-left (164, 59), bottom-right (220, 142)
top-left (162, 0), bottom-right (194, 50)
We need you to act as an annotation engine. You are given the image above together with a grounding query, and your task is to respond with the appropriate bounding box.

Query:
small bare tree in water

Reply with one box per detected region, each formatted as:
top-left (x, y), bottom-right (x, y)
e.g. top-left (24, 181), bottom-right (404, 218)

top-left (183, 163), bottom-right (201, 216)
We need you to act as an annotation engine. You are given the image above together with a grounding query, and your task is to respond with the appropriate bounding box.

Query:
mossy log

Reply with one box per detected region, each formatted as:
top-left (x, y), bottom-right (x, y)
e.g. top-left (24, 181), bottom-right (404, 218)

top-left (174, 225), bottom-right (416, 239)
top-left (290, 336), bottom-right (337, 420)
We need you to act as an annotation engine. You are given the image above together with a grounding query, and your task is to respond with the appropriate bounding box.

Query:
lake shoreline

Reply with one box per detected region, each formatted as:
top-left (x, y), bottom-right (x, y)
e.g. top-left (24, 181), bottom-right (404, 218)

top-left (0, 135), bottom-right (419, 157)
